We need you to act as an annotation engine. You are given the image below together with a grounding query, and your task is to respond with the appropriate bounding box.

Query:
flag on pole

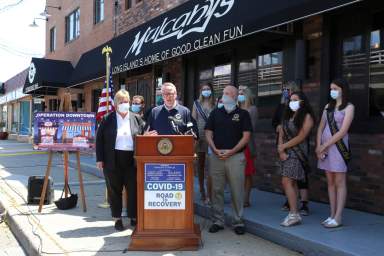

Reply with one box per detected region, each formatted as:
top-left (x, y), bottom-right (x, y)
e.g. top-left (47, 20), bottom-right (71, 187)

top-left (96, 64), bottom-right (114, 121)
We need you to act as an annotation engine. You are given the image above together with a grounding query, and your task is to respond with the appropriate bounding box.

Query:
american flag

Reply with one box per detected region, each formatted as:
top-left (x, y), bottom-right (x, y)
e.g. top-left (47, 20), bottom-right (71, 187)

top-left (96, 63), bottom-right (115, 121)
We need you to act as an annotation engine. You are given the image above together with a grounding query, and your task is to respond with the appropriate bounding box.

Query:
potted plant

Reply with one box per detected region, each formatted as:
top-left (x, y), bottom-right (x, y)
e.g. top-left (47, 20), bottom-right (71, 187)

top-left (0, 122), bottom-right (8, 140)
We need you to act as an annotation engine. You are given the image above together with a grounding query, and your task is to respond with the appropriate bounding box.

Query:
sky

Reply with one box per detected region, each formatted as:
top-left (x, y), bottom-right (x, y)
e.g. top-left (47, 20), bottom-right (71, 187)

top-left (0, 0), bottom-right (46, 82)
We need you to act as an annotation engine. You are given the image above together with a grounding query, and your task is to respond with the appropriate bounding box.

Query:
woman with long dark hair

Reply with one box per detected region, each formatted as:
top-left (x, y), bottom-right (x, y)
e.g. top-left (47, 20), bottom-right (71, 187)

top-left (316, 78), bottom-right (354, 228)
top-left (192, 82), bottom-right (215, 203)
top-left (277, 91), bottom-right (315, 227)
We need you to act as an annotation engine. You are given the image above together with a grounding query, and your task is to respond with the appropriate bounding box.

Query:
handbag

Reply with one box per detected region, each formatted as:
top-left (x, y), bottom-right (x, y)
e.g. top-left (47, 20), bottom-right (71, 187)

top-left (54, 184), bottom-right (78, 210)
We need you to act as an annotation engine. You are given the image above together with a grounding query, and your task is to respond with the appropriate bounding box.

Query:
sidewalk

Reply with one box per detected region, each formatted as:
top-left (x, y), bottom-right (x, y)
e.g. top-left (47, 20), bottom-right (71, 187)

top-left (0, 141), bottom-right (298, 256)
top-left (73, 152), bottom-right (384, 256)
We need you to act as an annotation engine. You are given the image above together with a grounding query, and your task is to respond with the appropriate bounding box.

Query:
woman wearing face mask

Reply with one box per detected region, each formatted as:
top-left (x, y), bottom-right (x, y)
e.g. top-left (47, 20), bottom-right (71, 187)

top-left (131, 95), bottom-right (145, 117)
top-left (238, 86), bottom-right (258, 207)
top-left (316, 78), bottom-right (354, 228)
top-left (96, 89), bottom-right (144, 231)
top-left (192, 83), bottom-right (215, 204)
top-left (277, 91), bottom-right (315, 227)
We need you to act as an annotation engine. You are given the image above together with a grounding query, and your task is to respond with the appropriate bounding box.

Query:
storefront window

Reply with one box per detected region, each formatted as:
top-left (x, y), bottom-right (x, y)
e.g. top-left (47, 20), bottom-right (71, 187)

top-left (11, 103), bottom-right (19, 133)
top-left (369, 29), bottom-right (384, 117)
top-left (257, 51), bottom-right (283, 119)
top-left (212, 64), bottom-right (231, 97)
top-left (371, 30), bottom-right (380, 50)
top-left (20, 101), bottom-right (31, 135)
top-left (238, 58), bottom-right (257, 97)
top-left (343, 35), bottom-right (363, 55)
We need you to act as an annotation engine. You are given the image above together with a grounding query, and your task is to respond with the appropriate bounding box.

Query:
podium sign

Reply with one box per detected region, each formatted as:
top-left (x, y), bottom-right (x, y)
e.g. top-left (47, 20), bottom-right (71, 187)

top-left (144, 163), bottom-right (186, 210)
top-left (130, 135), bottom-right (201, 251)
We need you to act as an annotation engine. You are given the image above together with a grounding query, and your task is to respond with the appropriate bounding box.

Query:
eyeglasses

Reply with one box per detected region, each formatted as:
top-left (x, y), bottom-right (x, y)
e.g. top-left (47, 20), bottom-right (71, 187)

top-left (162, 93), bottom-right (175, 97)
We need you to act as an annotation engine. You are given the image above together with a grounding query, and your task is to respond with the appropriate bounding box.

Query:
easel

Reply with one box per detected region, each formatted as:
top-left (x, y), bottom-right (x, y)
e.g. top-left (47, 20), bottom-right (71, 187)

top-left (38, 92), bottom-right (87, 213)
top-left (38, 150), bottom-right (87, 213)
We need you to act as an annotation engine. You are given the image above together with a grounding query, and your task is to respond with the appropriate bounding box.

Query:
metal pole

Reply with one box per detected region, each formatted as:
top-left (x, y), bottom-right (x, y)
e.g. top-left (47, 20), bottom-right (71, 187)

top-left (98, 45), bottom-right (113, 209)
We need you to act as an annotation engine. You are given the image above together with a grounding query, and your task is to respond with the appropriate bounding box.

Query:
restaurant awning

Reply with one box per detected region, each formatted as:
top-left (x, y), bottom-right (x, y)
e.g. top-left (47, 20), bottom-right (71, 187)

top-left (23, 58), bottom-right (74, 95)
top-left (70, 0), bottom-right (361, 86)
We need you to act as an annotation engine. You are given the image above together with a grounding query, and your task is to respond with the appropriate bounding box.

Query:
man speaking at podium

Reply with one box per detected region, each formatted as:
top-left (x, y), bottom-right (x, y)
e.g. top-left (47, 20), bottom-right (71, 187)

top-left (145, 82), bottom-right (198, 137)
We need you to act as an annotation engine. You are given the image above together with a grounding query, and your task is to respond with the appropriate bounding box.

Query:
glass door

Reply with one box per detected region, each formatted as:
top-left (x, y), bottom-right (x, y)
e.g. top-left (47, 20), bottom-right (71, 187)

top-left (19, 101), bottom-right (31, 135)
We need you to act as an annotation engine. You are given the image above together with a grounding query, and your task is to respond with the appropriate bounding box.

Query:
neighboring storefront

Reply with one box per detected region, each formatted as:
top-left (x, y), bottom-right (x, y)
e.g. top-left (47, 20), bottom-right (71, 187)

top-left (1, 69), bottom-right (35, 141)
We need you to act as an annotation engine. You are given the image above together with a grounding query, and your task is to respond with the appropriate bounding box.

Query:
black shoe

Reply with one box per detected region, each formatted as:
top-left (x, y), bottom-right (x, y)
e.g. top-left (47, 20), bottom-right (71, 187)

top-left (114, 219), bottom-right (124, 231)
top-left (300, 203), bottom-right (309, 216)
top-left (208, 224), bottom-right (224, 233)
top-left (130, 218), bottom-right (137, 226)
top-left (281, 200), bottom-right (289, 211)
top-left (234, 226), bottom-right (245, 235)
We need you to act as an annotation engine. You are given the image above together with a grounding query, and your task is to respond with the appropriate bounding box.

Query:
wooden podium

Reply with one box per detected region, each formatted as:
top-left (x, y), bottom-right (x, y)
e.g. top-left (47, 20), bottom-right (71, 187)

top-left (129, 135), bottom-right (201, 251)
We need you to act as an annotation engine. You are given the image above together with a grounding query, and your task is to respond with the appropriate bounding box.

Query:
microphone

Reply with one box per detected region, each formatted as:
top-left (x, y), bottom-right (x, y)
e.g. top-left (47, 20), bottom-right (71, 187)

top-left (168, 116), bottom-right (181, 134)
top-left (168, 115), bottom-right (186, 126)
top-left (185, 122), bottom-right (197, 139)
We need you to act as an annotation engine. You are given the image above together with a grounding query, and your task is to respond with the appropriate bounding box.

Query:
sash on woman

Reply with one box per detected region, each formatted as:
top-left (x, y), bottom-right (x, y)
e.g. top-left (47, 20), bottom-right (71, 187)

top-left (282, 121), bottom-right (311, 176)
top-left (326, 110), bottom-right (351, 166)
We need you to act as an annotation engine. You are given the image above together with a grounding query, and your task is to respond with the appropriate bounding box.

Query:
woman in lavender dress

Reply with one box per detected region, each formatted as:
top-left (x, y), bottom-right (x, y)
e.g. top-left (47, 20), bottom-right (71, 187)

top-left (316, 78), bottom-right (354, 228)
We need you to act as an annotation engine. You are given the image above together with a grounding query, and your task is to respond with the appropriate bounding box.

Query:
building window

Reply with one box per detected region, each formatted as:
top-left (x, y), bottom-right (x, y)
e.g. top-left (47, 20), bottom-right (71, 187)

top-left (49, 27), bottom-right (56, 52)
top-left (125, 0), bottom-right (132, 10)
top-left (369, 29), bottom-right (384, 117)
top-left (94, 0), bottom-right (104, 24)
top-left (65, 8), bottom-right (80, 43)
top-left (257, 51), bottom-right (283, 97)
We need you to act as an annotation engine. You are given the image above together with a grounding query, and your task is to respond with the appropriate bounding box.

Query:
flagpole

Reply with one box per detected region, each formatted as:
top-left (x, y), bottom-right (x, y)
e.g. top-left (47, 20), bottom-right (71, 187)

top-left (98, 45), bottom-right (113, 209)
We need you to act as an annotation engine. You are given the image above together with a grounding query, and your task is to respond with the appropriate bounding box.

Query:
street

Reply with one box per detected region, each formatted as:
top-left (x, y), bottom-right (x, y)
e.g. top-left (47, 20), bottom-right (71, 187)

top-left (0, 140), bottom-right (300, 256)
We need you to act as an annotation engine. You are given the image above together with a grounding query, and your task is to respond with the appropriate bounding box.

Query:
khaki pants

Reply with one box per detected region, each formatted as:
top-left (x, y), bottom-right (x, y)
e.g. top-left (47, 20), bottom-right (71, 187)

top-left (209, 152), bottom-right (245, 227)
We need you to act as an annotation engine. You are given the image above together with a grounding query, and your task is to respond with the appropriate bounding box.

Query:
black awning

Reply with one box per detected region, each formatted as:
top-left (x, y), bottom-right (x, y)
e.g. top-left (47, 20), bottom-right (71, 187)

top-left (23, 58), bottom-right (74, 95)
top-left (69, 44), bottom-right (106, 87)
top-left (108, 0), bottom-right (360, 74)
top-left (70, 0), bottom-right (361, 86)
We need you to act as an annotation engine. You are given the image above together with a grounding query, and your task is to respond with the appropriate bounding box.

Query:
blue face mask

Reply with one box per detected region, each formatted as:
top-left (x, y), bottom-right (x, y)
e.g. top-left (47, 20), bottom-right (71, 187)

top-left (131, 104), bottom-right (141, 113)
top-left (330, 90), bottom-right (340, 100)
top-left (238, 94), bottom-right (246, 103)
top-left (201, 90), bottom-right (212, 98)
top-left (222, 95), bottom-right (237, 111)
top-left (217, 103), bottom-right (224, 109)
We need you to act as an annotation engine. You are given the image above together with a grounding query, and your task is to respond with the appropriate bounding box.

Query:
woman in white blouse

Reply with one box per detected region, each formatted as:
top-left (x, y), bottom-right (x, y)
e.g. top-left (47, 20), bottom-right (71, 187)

top-left (96, 89), bottom-right (144, 231)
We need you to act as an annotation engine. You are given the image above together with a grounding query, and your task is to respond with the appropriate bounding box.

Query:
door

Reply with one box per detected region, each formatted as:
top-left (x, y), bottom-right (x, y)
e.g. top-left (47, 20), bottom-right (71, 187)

top-left (19, 101), bottom-right (31, 135)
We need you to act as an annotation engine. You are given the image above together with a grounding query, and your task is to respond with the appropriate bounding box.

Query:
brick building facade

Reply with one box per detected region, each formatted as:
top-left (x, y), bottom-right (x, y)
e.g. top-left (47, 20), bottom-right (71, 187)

top-left (19, 0), bottom-right (384, 215)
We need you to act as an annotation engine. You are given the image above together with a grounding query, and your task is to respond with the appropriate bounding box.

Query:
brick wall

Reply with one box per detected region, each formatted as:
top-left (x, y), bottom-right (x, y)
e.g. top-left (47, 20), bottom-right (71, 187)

top-left (116, 0), bottom-right (188, 36)
top-left (45, 0), bottom-right (115, 65)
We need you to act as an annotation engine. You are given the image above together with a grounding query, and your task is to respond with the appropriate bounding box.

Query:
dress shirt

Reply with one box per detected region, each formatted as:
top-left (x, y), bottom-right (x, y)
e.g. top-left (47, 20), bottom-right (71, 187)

top-left (115, 112), bottom-right (133, 151)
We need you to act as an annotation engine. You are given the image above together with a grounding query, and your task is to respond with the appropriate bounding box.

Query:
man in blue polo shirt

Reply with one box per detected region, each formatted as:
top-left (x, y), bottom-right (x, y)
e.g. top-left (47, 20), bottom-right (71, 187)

top-left (145, 82), bottom-right (197, 136)
top-left (205, 85), bottom-right (252, 235)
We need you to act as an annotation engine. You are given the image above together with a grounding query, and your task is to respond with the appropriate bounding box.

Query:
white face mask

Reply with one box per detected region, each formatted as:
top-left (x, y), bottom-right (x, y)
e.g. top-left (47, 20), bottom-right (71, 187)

top-left (118, 103), bottom-right (130, 114)
top-left (330, 90), bottom-right (340, 100)
top-left (289, 101), bottom-right (301, 112)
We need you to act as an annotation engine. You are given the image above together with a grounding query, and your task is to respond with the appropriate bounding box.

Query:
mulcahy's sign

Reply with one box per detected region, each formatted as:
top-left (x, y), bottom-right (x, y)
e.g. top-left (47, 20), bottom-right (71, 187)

top-left (107, 0), bottom-right (359, 75)
top-left (124, 0), bottom-right (234, 58)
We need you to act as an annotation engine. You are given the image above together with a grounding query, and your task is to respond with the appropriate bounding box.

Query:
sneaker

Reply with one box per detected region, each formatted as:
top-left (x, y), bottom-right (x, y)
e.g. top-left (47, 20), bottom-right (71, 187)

top-left (208, 224), bottom-right (224, 233)
top-left (321, 217), bottom-right (333, 226)
top-left (281, 200), bottom-right (289, 211)
top-left (280, 213), bottom-right (302, 227)
top-left (299, 203), bottom-right (309, 216)
top-left (114, 219), bottom-right (124, 231)
top-left (324, 219), bottom-right (342, 228)
top-left (234, 226), bottom-right (245, 235)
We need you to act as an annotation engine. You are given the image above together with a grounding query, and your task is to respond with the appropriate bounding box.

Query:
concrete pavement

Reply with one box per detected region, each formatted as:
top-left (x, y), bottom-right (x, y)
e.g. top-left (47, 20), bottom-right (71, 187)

top-left (69, 142), bottom-right (384, 256)
top-left (0, 140), bottom-right (299, 256)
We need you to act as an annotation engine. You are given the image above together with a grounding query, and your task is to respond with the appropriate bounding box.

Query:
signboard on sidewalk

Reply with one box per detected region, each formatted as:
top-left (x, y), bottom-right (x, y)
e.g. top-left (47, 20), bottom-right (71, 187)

top-left (144, 163), bottom-right (185, 210)
top-left (33, 112), bottom-right (96, 151)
